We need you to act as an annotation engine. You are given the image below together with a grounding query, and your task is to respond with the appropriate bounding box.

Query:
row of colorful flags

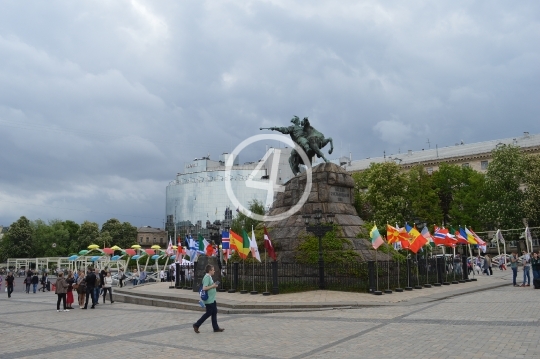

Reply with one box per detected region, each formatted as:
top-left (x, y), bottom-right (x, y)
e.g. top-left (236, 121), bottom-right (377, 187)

top-left (370, 223), bottom-right (487, 254)
top-left (165, 227), bottom-right (278, 263)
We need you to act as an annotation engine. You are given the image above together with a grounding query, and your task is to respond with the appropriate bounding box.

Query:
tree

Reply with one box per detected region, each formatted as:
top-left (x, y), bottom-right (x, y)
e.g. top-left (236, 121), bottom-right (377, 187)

top-left (32, 219), bottom-right (70, 257)
top-left (231, 200), bottom-right (265, 234)
top-left (479, 144), bottom-right (526, 230)
top-left (522, 155), bottom-right (540, 226)
top-left (101, 218), bottom-right (137, 249)
top-left (1, 216), bottom-right (33, 259)
top-left (77, 221), bottom-right (100, 252)
top-left (432, 163), bottom-right (463, 226)
top-left (352, 162), bottom-right (408, 226)
top-left (405, 165), bottom-right (442, 226)
top-left (62, 220), bottom-right (81, 254)
top-left (448, 167), bottom-right (485, 230)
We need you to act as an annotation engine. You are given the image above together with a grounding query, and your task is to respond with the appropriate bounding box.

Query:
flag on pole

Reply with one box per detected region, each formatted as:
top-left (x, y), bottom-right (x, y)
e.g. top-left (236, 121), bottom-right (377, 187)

top-left (421, 226), bottom-right (435, 247)
top-left (467, 227), bottom-right (486, 252)
top-left (240, 229), bottom-right (251, 259)
top-left (187, 234), bottom-right (198, 261)
top-left (405, 223), bottom-right (428, 253)
top-left (450, 227), bottom-right (468, 245)
top-left (250, 227), bottom-right (261, 262)
top-left (263, 227), bottom-right (277, 260)
top-left (222, 230), bottom-right (230, 261)
top-left (397, 225), bottom-right (411, 249)
top-left (386, 224), bottom-right (401, 244)
top-left (460, 227), bottom-right (478, 245)
top-left (197, 234), bottom-right (206, 254)
top-left (369, 225), bottom-right (384, 249)
top-left (433, 226), bottom-right (448, 246)
top-left (230, 230), bottom-right (244, 257)
top-left (166, 237), bottom-right (174, 256)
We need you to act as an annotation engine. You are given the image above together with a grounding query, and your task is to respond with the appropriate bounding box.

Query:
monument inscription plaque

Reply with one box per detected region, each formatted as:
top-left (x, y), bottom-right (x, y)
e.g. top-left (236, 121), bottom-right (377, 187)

top-left (328, 186), bottom-right (351, 204)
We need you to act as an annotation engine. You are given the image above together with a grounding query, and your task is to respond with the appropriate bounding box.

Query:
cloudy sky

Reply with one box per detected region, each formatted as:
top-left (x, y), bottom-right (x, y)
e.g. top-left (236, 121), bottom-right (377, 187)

top-left (1, 0), bottom-right (539, 229)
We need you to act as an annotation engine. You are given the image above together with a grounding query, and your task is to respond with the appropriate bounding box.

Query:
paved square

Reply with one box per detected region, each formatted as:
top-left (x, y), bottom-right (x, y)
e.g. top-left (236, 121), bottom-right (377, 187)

top-left (0, 281), bottom-right (538, 359)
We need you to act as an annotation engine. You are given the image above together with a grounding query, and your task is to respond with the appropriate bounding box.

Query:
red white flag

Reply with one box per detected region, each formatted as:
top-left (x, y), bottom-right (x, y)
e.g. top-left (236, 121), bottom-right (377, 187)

top-left (166, 238), bottom-right (174, 256)
top-left (263, 227), bottom-right (277, 261)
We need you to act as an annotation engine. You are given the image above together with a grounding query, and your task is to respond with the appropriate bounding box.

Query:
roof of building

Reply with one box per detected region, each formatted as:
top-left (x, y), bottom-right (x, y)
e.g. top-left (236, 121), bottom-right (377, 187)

top-left (137, 226), bottom-right (166, 234)
top-left (346, 132), bottom-right (540, 172)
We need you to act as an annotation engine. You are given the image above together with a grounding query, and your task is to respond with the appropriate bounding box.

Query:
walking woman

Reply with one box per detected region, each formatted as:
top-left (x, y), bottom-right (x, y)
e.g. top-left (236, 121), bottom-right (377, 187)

top-left (66, 271), bottom-right (75, 309)
top-left (102, 271), bottom-right (114, 304)
top-left (193, 265), bottom-right (224, 333)
top-left (55, 272), bottom-right (69, 312)
top-left (76, 270), bottom-right (86, 308)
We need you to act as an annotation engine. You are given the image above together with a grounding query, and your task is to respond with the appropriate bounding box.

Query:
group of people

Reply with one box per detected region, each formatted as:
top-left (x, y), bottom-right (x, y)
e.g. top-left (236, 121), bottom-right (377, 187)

top-left (53, 267), bottom-right (119, 311)
top-left (509, 250), bottom-right (540, 287)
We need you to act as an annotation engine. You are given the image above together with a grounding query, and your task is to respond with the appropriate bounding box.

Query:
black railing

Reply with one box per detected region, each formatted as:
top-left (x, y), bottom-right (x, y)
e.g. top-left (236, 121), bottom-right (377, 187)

top-left (181, 256), bottom-right (468, 295)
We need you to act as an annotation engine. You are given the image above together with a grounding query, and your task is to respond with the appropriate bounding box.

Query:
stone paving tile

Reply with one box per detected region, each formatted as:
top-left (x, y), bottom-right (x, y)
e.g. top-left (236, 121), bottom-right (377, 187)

top-left (304, 322), bottom-right (540, 359)
top-left (1, 273), bottom-right (538, 359)
top-left (144, 316), bottom-right (377, 359)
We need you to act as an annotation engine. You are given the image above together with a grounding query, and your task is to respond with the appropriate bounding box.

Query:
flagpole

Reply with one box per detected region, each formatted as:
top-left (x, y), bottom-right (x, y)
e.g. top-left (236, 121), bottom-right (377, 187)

top-left (264, 245), bottom-right (268, 294)
top-left (425, 244), bottom-right (430, 287)
top-left (452, 246), bottom-right (457, 283)
top-left (385, 237), bottom-right (392, 294)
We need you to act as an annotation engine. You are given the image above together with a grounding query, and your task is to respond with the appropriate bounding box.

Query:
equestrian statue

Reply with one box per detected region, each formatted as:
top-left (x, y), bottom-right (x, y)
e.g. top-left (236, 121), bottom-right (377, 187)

top-left (260, 116), bottom-right (334, 175)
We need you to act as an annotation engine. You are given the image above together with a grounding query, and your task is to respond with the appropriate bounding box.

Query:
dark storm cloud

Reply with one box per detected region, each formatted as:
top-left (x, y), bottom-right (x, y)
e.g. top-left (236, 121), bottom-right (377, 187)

top-left (0, 0), bottom-right (539, 227)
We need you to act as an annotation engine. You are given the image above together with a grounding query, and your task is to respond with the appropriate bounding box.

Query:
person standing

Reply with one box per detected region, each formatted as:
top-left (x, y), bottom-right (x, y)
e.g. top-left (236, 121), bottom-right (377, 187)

top-left (66, 271), bottom-right (75, 309)
top-left (160, 269), bottom-right (165, 282)
top-left (102, 272), bottom-right (114, 304)
top-left (510, 252), bottom-right (519, 287)
top-left (193, 265), bottom-right (224, 333)
top-left (54, 272), bottom-right (69, 312)
top-left (76, 270), bottom-right (86, 308)
top-left (31, 272), bottom-right (39, 293)
top-left (531, 251), bottom-right (540, 283)
top-left (39, 273), bottom-right (48, 292)
top-left (521, 250), bottom-right (531, 287)
top-left (118, 268), bottom-right (124, 288)
top-left (5, 272), bottom-right (14, 298)
top-left (83, 268), bottom-right (97, 309)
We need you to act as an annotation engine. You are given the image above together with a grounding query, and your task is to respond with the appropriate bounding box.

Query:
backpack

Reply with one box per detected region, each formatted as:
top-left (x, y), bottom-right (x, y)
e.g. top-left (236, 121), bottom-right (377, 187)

top-left (199, 284), bottom-right (208, 301)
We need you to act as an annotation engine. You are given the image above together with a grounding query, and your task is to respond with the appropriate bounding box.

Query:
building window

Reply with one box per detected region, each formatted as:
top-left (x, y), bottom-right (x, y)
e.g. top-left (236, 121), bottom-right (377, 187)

top-left (462, 163), bottom-right (469, 168)
top-left (426, 167), bottom-right (433, 174)
top-left (481, 160), bottom-right (488, 170)
top-left (139, 236), bottom-right (143, 243)
top-left (146, 237), bottom-right (149, 244)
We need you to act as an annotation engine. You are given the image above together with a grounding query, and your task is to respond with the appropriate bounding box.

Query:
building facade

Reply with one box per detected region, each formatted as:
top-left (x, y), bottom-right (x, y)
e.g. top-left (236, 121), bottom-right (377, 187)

top-left (165, 148), bottom-right (294, 239)
top-left (137, 226), bottom-right (168, 248)
top-left (345, 132), bottom-right (540, 174)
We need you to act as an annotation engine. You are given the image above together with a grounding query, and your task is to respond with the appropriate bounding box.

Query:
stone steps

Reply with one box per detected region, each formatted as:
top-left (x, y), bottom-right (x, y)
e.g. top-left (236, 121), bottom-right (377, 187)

top-left (112, 289), bottom-right (359, 314)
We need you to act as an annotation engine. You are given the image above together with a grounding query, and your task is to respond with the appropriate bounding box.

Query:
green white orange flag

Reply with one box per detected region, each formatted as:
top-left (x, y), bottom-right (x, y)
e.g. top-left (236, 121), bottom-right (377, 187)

top-left (370, 225), bottom-right (384, 249)
top-left (240, 229), bottom-right (251, 259)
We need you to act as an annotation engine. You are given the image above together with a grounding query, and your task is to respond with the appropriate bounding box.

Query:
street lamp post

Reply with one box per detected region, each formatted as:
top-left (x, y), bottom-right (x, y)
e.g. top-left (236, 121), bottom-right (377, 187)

top-left (303, 209), bottom-right (335, 290)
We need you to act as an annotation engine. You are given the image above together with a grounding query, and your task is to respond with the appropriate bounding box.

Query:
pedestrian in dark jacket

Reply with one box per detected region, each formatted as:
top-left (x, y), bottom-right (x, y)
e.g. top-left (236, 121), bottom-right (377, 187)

top-left (5, 272), bottom-right (15, 298)
top-left (31, 273), bottom-right (39, 293)
top-left (83, 268), bottom-right (97, 309)
top-left (55, 272), bottom-right (70, 312)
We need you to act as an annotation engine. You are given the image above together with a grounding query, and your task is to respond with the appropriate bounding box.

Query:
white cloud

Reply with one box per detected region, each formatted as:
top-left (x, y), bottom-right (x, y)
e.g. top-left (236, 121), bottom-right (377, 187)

top-left (373, 120), bottom-right (413, 145)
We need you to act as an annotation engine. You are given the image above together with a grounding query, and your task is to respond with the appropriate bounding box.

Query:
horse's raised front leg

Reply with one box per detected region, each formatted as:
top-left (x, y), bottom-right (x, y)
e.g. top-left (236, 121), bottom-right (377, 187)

top-left (326, 137), bottom-right (334, 154)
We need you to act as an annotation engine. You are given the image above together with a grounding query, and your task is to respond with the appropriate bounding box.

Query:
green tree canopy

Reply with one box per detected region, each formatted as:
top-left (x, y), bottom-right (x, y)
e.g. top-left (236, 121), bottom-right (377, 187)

top-left (352, 162), bottom-right (408, 226)
top-left (77, 220), bottom-right (100, 251)
top-left (231, 199), bottom-right (265, 234)
top-left (479, 144), bottom-right (526, 229)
